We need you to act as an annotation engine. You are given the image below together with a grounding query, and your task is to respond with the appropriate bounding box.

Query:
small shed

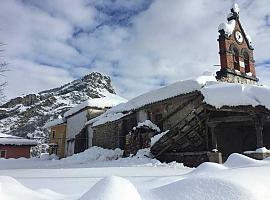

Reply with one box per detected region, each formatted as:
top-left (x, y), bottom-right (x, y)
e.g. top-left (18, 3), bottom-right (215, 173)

top-left (0, 133), bottom-right (37, 158)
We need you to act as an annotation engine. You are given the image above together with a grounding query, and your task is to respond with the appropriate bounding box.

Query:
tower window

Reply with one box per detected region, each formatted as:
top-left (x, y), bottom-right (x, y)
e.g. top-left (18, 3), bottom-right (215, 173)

top-left (243, 51), bottom-right (250, 73)
top-left (232, 46), bottom-right (240, 70)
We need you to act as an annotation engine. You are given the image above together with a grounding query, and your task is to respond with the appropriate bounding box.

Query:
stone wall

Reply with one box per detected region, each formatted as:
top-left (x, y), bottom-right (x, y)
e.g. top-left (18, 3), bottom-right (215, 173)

top-left (216, 69), bottom-right (258, 85)
top-left (92, 121), bottom-right (120, 149)
top-left (91, 92), bottom-right (201, 153)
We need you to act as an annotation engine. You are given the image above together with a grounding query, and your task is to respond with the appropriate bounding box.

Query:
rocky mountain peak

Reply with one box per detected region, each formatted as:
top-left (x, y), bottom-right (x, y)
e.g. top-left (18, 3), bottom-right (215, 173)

top-left (0, 72), bottom-right (118, 148)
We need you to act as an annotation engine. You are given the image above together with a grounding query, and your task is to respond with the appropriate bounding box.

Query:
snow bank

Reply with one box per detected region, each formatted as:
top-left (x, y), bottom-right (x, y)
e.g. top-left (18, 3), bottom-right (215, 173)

top-left (39, 153), bottom-right (59, 160)
top-left (0, 176), bottom-right (65, 200)
top-left (2, 152), bottom-right (270, 200)
top-left (79, 176), bottom-right (142, 200)
top-left (224, 153), bottom-right (265, 168)
top-left (59, 146), bottom-right (123, 165)
top-left (0, 147), bottom-right (183, 169)
top-left (192, 153), bottom-right (270, 175)
top-left (191, 162), bottom-right (227, 175)
top-left (152, 176), bottom-right (255, 200)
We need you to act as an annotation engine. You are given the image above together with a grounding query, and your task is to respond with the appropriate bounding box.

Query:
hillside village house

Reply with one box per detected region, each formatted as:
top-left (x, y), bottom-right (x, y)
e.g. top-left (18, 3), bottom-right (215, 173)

top-left (45, 118), bottom-right (67, 158)
top-left (0, 133), bottom-right (37, 158)
top-left (47, 4), bottom-right (270, 166)
top-left (45, 94), bottom-right (126, 158)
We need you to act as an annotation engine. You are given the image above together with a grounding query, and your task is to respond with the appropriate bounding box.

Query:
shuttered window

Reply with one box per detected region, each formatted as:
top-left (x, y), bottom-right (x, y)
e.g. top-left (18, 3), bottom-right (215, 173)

top-left (0, 150), bottom-right (6, 158)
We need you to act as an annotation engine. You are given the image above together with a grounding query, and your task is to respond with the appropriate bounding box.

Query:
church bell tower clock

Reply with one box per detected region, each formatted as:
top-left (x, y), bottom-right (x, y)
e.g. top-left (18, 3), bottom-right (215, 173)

top-left (216, 3), bottom-right (258, 84)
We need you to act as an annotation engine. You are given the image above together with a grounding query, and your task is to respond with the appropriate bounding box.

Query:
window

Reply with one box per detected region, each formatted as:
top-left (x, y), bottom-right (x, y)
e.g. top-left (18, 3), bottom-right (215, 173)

top-left (232, 46), bottom-right (240, 70)
top-left (0, 150), bottom-right (6, 158)
top-left (52, 130), bottom-right (56, 139)
top-left (243, 51), bottom-right (250, 73)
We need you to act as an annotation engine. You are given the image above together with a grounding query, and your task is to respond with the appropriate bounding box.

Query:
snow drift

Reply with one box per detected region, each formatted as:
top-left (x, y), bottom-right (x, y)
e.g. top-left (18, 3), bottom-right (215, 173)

top-left (79, 176), bottom-right (142, 200)
top-left (224, 153), bottom-right (266, 168)
top-left (152, 176), bottom-right (255, 200)
top-left (0, 176), bottom-right (66, 200)
top-left (59, 146), bottom-right (123, 165)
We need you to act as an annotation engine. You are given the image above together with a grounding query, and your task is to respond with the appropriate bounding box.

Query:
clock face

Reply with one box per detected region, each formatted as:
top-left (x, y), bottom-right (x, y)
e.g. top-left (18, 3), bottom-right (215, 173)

top-left (235, 31), bottom-right (243, 43)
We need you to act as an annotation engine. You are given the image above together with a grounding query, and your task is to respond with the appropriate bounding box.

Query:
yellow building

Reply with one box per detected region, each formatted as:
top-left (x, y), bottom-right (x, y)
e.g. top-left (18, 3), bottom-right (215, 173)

top-left (45, 118), bottom-right (67, 158)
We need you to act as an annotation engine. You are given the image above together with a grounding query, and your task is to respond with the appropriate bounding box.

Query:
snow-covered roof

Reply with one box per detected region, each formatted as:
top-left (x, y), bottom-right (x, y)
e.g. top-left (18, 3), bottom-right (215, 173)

top-left (63, 93), bottom-right (127, 118)
top-left (201, 82), bottom-right (270, 109)
top-left (86, 73), bottom-right (270, 127)
top-left (44, 118), bottom-right (67, 129)
top-left (44, 93), bottom-right (127, 128)
top-left (0, 133), bottom-right (37, 146)
top-left (87, 74), bottom-right (216, 127)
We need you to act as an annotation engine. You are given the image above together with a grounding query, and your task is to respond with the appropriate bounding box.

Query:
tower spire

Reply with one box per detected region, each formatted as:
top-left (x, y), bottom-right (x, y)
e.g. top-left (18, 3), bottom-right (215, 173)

top-left (216, 3), bottom-right (258, 84)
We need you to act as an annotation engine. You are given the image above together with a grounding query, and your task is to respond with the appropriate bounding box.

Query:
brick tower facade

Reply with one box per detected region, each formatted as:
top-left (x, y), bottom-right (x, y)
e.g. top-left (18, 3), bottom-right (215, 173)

top-left (216, 4), bottom-right (258, 84)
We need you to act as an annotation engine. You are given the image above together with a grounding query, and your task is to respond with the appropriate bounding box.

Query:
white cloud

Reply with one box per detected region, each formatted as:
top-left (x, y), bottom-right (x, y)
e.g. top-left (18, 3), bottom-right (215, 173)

top-left (3, 59), bottom-right (73, 98)
top-left (1, 0), bottom-right (270, 101)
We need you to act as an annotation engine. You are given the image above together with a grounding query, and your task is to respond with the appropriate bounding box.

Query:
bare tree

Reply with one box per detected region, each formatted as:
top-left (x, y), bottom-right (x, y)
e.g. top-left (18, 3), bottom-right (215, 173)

top-left (0, 42), bottom-right (8, 103)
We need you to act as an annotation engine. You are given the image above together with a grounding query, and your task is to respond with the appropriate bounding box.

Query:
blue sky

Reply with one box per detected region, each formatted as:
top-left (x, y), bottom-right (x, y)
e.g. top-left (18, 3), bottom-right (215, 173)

top-left (1, 0), bottom-right (270, 100)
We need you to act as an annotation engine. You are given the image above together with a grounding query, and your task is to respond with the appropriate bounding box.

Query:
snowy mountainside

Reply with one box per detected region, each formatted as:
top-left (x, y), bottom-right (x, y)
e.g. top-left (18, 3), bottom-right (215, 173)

top-left (0, 72), bottom-right (117, 141)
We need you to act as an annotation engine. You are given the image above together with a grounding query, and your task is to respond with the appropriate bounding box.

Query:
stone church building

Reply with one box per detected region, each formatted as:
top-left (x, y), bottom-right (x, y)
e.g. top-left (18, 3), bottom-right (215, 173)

top-left (47, 4), bottom-right (270, 166)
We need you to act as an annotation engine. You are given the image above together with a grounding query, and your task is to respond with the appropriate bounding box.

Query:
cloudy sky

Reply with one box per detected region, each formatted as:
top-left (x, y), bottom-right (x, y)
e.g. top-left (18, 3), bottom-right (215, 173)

top-left (1, 0), bottom-right (270, 101)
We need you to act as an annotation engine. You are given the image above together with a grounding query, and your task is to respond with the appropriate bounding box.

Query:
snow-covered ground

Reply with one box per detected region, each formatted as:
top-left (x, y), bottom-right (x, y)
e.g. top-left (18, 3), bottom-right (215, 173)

top-left (1, 147), bottom-right (270, 200)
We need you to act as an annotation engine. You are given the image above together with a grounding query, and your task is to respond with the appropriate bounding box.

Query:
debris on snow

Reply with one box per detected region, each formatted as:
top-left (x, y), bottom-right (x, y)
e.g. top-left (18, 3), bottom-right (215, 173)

top-left (135, 120), bottom-right (161, 132)
top-left (151, 130), bottom-right (169, 146)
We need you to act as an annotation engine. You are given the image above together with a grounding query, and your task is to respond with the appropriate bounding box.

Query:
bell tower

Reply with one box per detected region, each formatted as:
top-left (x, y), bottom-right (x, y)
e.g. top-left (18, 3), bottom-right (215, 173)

top-left (216, 3), bottom-right (258, 84)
